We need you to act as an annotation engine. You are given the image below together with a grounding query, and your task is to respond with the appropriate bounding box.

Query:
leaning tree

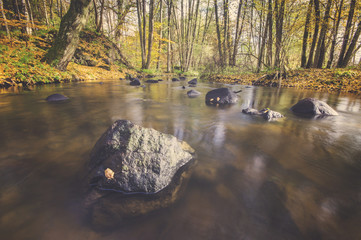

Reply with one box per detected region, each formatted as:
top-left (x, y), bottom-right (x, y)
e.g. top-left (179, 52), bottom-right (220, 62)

top-left (44, 0), bottom-right (92, 71)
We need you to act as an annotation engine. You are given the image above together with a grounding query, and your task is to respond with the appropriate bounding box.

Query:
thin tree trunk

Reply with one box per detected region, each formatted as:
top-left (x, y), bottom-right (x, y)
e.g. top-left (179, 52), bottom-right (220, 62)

top-left (257, 4), bottom-right (269, 73)
top-left (0, 0), bottom-right (11, 40)
top-left (145, 0), bottom-right (155, 69)
top-left (313, 0), bottom-right (332, 68)
top-left (306, 0), bottom-right (320, 68)
top-left (339, 20), bottom-right (361, 67)
top-left (25, 0), bottom-right (35, 30)
top-left (232, 0), bottom-right (243, 66)
top-left (96, 0), bottom-right (105, 32)
top-left (214, 0), bottom-right (223, 66)
top-left (93, 0), bottom-right (98, 29)
top-left (337, 0), bottom-right (356, 67)
top-left (274, 0), bottom-right (285, 68)
top-left (136, 0), bottom-right (146, 68)
top-left (156, 0), bottom-right (163, 70)
top-left (43, 0), bottom-right (50, 26)
top-left (266, 0), bottom-right (272, 66)
top-left (186, 0), bottom-right (200, 71)
top-left (301, 0), bottom-right (312, 68)
top-left (21, 0), bottom-right (32, 35)
top-left (50, 0), bottom-right (54, 23)
top-left (222, 0), bottom-right (229, 65)
top-left (327, 0), bottom-right (343, 68)
top-left (167, 0), bottom-right (172, 72)
top-left (198, 0), bottom-right (213, 65)
top-left (44, 0), bottom-right (92, 71)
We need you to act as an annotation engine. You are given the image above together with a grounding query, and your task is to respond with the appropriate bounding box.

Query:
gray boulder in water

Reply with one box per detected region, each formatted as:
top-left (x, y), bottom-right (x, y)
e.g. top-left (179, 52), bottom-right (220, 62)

top-left (290, 98), bottom-right (338, 116)
top-left (88, 120), bottom-right (195, 193)
top-left (187, 90), bottom-right (201, 98)
top-left (84, 120), bottom-right (195, 228)
top-left (188, 78), bottom-right (197, 85)
top-left (205, 88), bottom-right (238, 105)
top-left (45, 93), bottom-right (69, 102)
top-left (130, 78), bottom-right (141, 86)
top-left (242, 108), bottom-right (284, 121)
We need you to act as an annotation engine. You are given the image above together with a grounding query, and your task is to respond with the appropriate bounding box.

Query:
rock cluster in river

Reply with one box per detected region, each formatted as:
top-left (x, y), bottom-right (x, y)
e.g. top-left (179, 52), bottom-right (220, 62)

top-left (242, 108), bottom-right (284, 121)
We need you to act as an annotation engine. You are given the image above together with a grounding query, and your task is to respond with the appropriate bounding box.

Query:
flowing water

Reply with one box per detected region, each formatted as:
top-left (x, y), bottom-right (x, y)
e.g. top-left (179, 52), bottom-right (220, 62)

top-left (0, 78), bottom-right (361, 240)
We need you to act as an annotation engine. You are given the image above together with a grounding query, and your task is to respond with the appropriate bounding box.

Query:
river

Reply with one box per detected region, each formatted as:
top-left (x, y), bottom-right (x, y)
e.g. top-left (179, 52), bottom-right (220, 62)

top-left (0, 78), bottom-right (361, 239)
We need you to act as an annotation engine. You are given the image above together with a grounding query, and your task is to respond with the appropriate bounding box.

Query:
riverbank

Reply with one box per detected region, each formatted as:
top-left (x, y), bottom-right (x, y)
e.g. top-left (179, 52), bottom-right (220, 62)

top-left (0, 30), bottom-right (132, 89)
top-left (207, 68), bottom-right (361, 95)
top-left (1, 31), bottom-right (361, 95)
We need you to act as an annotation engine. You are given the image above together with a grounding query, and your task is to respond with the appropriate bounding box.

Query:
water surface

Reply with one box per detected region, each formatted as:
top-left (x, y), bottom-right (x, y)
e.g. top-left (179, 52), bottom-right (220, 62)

top-left (0, 78), bottom-right (361, 239)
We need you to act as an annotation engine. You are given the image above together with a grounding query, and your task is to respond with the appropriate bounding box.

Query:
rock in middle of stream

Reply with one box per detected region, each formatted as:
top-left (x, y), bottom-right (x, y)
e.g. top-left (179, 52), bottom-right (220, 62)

top-left (83, 120), bottom-right (195, 229)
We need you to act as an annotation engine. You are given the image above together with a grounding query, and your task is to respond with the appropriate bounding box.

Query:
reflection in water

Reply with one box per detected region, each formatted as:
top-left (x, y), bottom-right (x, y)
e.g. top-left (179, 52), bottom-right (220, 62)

top-left (0, 80), bottom-right (361, 239)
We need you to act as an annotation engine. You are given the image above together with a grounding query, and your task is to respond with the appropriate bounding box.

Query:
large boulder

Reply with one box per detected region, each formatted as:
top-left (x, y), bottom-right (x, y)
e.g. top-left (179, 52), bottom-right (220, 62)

top-left (45, 93), bottom-right (69, 102)
top-left (290, 98), bottom-right (338, 116)
top-left (242, 108), bottom-right (284, 121)
top-left (84, 120), bottom-right (195, 228)
top-left (205, 88), bottom-right (238, 105)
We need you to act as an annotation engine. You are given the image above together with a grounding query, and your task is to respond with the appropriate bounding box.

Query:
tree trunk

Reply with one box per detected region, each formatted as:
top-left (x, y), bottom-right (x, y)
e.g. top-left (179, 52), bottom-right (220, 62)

top-left (92, 0), bottom-right (98, 29)
top-left (266, 0), bottom-right (272, 67)
top-left (96, 0), bottom-right (105, 32)
top-left (257, 4), bottom-right (269, 73)
top-left (156, 0), bottom-right (163, 70)
top-left (0, 0), bottom-right (11, 40)
top-left (337, 0), bottom-right (356, 67)
top-left (306, 0), bottom-right (320, 68)
top-left (145, 0), bottom-right (155, 69)
top-left (222, 0), bottom-right (229, 65)
top-left (313, 0), bottom-right (332, 68)
top-left (167, 0), bottom-right (172, 72)
top-left (21, 0), bottom-right (32, 35)
top-left (339, 20), bottom-right (361, 67)
top-left (44, 0), bottom-right (92, 71)
top-left (231, 0), bottom-right (243, 66)
top-left (327, 0), bottom-right (343, 68)
top-left (50, 0), bottom-right (54, 23)
top-left (136, 0), bottom-right (146, 68)
top-left (25, 0), bottom-right (35, 31)
top-left (43, 0), bottom-right (50, 26)
top-left (185, 0), bottom-right (200, 71)
top-left (301, 0), bottom-right (312, 68)
top-left (214, 0), bottom-right (223, 66)
top-left (274, 0), bottom-right (285, 68)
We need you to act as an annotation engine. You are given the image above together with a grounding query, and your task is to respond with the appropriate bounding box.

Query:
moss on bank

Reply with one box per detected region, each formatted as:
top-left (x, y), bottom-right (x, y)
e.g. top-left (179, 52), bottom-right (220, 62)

top-left (0, 30), bottom-right (133, 89)
top-left (206, 69), bottom-right (361, 95)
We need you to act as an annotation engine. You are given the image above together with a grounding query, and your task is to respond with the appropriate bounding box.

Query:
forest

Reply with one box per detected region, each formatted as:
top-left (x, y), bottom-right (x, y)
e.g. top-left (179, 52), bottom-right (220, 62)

top-left (1, 0), bottom-right (361, 93)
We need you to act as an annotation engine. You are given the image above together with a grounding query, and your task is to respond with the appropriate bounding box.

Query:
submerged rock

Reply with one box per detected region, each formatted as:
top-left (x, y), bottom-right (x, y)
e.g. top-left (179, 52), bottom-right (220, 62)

top-left (145, 79), bottom-right (159, 83)
top-left (187, 90), bottom-right (201, 98)
top-left (242, 107), bottom-right (284, 121)
top-left (179, 76), bottom-right (186, 81)
top-left (188, 78), bottom-right (197, 85)
top-left (45, 93), bottom-right (69, 102)
top-left (84, 120), bottom-right (196, 228)
top-left (172, 78), bottom-right (180, 82)
top-left (130, 78), bottom-right (141, 86)
top-left (290, 98), bottom-right (338, 116)
top-left (205, 88), bottom-right (238, 105)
